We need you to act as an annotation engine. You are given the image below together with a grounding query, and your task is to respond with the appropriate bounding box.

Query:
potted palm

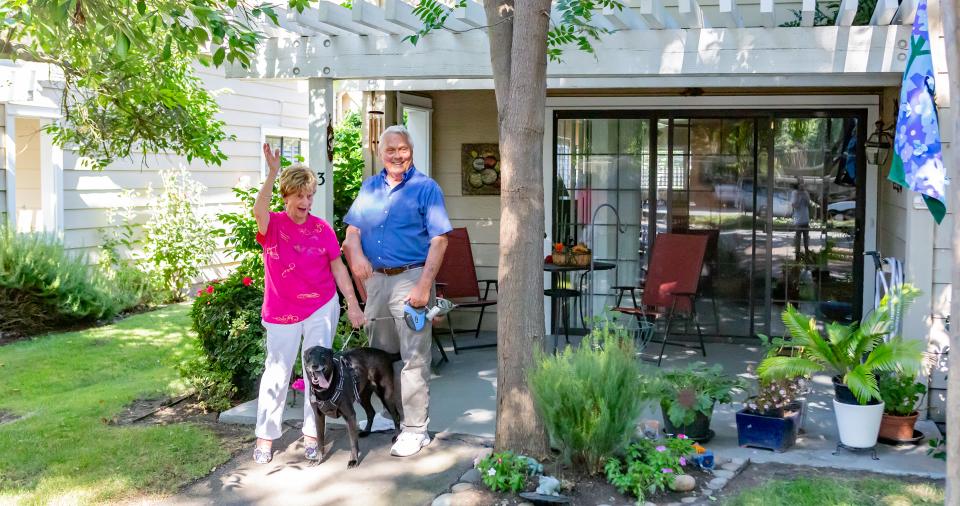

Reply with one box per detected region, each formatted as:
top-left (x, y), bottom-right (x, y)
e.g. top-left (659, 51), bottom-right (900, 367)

top-left (653, 363), bottom-right (745, 443)
top-left (757, 287), bottom-right (925, 449)
top-left (735, 377), bottom-right (806, 452)
top-left (877, 372), bottom-right (927, 443)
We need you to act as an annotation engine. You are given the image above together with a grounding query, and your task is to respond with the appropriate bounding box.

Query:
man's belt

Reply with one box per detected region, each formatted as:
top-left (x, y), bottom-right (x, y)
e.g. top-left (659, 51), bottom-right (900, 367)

top-left (374, 263), bottom-right (424, 276)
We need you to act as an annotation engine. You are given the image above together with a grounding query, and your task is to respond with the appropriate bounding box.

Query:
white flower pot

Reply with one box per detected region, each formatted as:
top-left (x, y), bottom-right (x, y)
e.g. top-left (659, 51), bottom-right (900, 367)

top-left (833, 398), bottom-right (885, 448)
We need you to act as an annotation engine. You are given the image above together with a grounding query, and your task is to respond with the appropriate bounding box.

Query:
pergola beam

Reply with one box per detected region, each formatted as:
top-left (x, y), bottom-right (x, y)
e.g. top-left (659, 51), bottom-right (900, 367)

top-left (453, 0), bottom-right (485, 27)
top-left (892, 0), bottom-right (919, 24)
top-left (801, 0), bottom-right (816, 26)
top-left (760, 0), bottom-right (777, 27)
top-left (836, 0), bottom-right (859, 26)
top-left (870, 0), bottom-right (899, 25)
top-left (676, 0), bottom-right (708, 29)
top-left (603, 5), bottom-right (647, 30)
top-left (638, 0), bottom-right (678, 29)
top-left (231, 25), bottom-right (912, 80)
top-left (351, 0), bottom-right (415, 35)
top-left (718, 0), bottom-right (744, 28)
top-left (311, 1), bottom-right (380, 35)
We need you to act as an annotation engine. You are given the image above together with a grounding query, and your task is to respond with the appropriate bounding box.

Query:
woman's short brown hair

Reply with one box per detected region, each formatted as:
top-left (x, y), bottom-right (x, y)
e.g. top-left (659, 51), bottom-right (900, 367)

top-left (279, 163), bottom-right (317, 198)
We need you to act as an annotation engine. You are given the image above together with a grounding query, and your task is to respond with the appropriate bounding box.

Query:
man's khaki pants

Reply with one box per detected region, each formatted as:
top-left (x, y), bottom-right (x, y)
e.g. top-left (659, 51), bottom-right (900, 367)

top-left (363, 268), bottom-right (433, 434)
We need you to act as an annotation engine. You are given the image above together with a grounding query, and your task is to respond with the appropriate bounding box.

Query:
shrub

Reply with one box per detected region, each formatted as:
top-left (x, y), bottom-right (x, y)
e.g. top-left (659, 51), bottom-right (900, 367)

top-left (0, 227), bottom-right (139, 336)
top-left (604, 436), bottom-right (697, 501)
top-left (475, 451), bottom-right (534, 493)
top-left (184, 272), bottom-right (266, 411)
top-left (528, 317), bottom-right (650, 474)
top-left (97, 189), bottom-right (162, 307)
top-left (141, 167), bottom-right (216, 302)
top-left (185, 269), bottom-right (368, 410)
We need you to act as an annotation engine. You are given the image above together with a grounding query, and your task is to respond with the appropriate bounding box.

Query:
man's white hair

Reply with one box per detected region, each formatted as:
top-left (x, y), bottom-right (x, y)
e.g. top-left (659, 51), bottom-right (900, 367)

top-left (379, 124), bottom-right (415, 152)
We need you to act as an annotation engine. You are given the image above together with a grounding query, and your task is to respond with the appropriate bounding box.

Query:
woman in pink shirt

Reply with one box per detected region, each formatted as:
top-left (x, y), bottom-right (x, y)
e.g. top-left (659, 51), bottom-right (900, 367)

top-left (252, 143), bottom-right (365, 464)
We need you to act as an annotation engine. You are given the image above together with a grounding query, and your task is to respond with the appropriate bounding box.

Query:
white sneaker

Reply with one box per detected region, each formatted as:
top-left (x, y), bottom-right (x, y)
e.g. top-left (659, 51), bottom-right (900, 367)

top-left (359, 413), bottom-right (396, 432)
top-left (390, 431), bottom-right (431, 457)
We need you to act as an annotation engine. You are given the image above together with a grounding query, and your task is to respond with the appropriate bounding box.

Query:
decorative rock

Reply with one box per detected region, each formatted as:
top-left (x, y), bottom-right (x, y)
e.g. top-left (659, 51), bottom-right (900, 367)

top-left (452, 483), bottom-right (474, 493)
top-left (707, 477), bottom-right (729, 490)
top-left (712, 469), bottom-right (735, 479)
top-left (536, 475), bottom-right (562, 496)
top-left (432, 491), bottom-right (487, 506)
top-left (459, 468), bottom-right (481, 483)
top-left (670, 474), bottom-right (697, 492)
top-left (681, 497), bottom-right (699, 504)
top-left (432, 493), bottom-right (456, 506)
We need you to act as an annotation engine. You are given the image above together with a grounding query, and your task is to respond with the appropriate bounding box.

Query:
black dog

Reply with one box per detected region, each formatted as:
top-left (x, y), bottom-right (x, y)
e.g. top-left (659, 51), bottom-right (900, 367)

top-left (302, 345), bottom-right (403, 468)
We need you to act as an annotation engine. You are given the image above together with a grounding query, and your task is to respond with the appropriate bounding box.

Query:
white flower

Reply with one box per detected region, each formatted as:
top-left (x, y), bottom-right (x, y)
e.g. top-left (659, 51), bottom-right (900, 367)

top-left (487, 468), bottom-right (496, 476)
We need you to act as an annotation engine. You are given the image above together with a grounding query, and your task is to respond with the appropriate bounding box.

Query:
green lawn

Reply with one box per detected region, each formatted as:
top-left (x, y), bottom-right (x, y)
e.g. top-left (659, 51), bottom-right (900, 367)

top-left (724, 476), bottom-right (944, 506)
top-left (0, 304), bottom-right (232, 504)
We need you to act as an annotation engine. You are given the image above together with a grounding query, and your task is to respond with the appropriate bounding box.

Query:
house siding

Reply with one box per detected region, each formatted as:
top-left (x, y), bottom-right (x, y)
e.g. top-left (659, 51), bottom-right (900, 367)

top-left (426, 90), bottom-right (501, 331)
top-left (0, 105), bottom-right (5, 224)
top-left (60, 65), bottom-right (308, 277)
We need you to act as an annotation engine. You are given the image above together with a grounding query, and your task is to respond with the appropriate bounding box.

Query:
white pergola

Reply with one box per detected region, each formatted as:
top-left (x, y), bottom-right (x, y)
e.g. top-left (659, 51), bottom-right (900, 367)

top-left (226, 0), bottom-right (916, 219)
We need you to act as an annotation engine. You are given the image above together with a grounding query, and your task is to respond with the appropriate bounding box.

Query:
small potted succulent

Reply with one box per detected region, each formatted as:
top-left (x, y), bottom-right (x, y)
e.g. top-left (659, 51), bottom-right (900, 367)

top-left (735, 377), bottom-right (806, 452)
top-left (877, 372), bottom-right (927, 443)
top-left (652, 363), bottom-right (745, 443)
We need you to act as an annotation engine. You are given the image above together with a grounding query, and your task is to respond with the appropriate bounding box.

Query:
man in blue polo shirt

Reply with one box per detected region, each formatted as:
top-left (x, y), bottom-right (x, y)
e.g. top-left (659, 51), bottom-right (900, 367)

top-left (342, 125), bottom-right (452, 457)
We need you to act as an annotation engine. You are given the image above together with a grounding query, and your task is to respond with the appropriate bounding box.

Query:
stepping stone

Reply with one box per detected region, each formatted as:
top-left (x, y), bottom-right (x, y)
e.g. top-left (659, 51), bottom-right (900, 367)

top-left (452, 482), bottom-right (474, 493)
top-left (712, 469), bottom-right (735, 479)
top-left (707, 477), bottom-right (729, 490)
top-left (460, 468), bottom-right (481, 483)
top-left (681, 497), bottom-right (699, 504)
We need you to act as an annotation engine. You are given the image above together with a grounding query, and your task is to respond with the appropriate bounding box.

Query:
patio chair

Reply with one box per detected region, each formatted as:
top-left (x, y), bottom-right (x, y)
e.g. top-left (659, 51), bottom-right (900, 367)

top-left (434, 227), bottom-right (498, 354)
top-left (612, 233), bottom-right (709, 366)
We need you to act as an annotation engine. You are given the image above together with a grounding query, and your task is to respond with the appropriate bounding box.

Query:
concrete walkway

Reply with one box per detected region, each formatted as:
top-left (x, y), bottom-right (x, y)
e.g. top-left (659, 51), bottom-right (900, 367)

top-left (161, 428), bottom-right (489, 506)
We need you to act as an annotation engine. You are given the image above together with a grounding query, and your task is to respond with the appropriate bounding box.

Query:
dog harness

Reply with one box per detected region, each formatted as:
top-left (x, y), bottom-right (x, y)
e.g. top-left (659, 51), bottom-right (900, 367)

top-left (313, 355), bottom-right (361, 418)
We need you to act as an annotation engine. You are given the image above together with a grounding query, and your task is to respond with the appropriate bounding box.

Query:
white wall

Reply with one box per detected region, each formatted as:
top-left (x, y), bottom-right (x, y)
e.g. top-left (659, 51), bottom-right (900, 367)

top-left (0, 105), bottom-right (5, 223)
top-left (14, 117), bottom-right (41, 232)
top-left (61, 65), bottom-right (308, 278)
top-left (428, 90), bottom-right (501, 331)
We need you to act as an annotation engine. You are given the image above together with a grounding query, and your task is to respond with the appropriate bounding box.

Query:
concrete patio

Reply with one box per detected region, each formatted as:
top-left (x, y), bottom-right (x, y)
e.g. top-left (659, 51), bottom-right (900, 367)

top-left (220, 331), bottom-right (946, 479)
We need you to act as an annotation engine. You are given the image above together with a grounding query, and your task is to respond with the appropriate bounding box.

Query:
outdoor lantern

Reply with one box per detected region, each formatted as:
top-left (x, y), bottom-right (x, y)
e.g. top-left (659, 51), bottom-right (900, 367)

top-left (865, 120), bottom-right (894, 167)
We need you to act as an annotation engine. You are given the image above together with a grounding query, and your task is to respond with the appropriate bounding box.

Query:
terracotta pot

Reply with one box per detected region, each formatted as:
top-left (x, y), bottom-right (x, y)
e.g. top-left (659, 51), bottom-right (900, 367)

top-left (878, 412), bottom-right (919, 441)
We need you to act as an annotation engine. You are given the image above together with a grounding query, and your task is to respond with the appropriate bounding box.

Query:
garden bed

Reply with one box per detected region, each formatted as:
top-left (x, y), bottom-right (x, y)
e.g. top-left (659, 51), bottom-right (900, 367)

top-left (448, 461), bottom-right (945, 506)
top-left (462, 462), bottom-right (716, 505)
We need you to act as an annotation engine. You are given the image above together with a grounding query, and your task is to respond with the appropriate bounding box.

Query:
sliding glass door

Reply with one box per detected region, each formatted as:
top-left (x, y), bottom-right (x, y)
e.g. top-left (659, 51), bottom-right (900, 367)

top-left (553, 109), bottom-right (867, 340)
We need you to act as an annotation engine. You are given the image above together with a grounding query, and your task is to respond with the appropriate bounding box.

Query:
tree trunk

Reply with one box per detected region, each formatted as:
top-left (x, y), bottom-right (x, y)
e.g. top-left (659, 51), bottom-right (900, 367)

top-left (943, 0), bottom-right (960, 500)
top-left (487, 0), bottom-right (551, 458)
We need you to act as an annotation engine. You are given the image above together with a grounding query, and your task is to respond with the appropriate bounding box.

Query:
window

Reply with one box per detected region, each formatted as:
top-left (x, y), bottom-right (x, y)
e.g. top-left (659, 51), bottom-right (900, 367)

top-left (265, 135), bottom-right (306, 165)
top-left (260, 127), bottom-right (308, 180)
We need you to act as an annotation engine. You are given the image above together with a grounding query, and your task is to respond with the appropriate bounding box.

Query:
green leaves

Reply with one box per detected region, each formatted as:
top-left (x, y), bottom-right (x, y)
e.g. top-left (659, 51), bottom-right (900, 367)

top-left (6, 0), bottom-right (284, 169)
top-left (757, 286), bottom-right (926, 405)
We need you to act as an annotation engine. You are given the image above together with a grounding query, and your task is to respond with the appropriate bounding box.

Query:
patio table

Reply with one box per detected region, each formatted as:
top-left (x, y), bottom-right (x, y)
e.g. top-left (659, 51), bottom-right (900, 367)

top-left (544, 261), bottom-right (616, 335)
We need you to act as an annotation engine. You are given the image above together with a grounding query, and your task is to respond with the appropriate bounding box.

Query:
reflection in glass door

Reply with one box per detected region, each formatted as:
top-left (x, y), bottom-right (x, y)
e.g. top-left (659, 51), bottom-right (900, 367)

top-left (554, 118), bottom-right (653, 328)
top-left (552, 110), bottom-right (865, 339)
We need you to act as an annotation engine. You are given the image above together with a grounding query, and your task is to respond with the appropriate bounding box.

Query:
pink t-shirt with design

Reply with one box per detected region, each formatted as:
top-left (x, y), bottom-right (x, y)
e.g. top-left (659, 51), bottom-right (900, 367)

top-left (256, 212), bottom-right (341, 324)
